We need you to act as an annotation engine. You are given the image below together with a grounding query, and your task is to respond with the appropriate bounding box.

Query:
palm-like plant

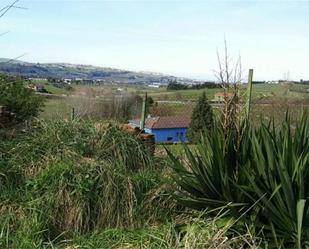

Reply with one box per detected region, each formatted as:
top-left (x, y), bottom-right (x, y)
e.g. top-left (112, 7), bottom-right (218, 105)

top-left (244, 114), bottom-right (309, 248)
top-left (168, 112), bottom-right (309, 248)
top-left (167, 121), bottom-right (251, 212)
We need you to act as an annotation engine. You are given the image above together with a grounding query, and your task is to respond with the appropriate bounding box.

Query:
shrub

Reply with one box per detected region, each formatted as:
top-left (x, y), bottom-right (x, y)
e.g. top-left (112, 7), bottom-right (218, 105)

top-left (186, 92), bottom-right (214, 142)
top-left (0, 75), bottom-right (44, 123)
top-left (168, 112), bottom-right (309, 248)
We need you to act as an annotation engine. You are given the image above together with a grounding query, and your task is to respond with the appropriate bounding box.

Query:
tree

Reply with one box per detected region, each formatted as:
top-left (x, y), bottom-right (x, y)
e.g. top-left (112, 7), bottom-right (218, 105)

top-left (186, 92), bottom-right (213, 142)
top-left (167, 81), bottom-right (187, 90)
top-left (0, 75), bottom-right (44, 124)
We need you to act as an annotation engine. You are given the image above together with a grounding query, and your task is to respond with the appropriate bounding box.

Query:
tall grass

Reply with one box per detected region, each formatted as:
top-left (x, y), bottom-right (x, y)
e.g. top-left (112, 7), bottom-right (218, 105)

top-left (0, 118), bottom-right (175, 248)
top-left (56, 215), bottom-right (263, 249)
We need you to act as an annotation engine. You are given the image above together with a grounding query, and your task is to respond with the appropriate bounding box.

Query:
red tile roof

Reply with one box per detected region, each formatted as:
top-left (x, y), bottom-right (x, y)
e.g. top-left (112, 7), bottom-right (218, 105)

top-left (130, 116), bottom-right (191, 129)
top-left (214, 92), bottom-right (235, 97)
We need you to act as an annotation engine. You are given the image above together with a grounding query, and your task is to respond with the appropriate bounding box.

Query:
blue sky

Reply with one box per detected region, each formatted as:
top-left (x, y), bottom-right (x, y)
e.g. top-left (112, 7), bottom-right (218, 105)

top-left (1, 0), bottom-right (309, 80)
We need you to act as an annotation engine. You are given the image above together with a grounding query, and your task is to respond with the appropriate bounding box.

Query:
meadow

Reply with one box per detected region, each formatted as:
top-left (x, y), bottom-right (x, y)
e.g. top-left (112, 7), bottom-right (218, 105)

top-left (40, 82), bottom-right (309, 122)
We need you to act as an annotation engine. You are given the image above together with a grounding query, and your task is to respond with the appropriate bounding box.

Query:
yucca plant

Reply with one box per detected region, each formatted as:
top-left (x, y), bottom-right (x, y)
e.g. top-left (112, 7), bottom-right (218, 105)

top-left (168, 112), bottom-right (309, 248)
top-left (243, 113), bottom-right (309, 248)
top-left (167, 120), bottom-right (251, 212)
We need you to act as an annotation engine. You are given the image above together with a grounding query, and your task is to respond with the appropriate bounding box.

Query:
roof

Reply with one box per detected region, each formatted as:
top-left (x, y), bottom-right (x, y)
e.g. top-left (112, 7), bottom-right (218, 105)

top-left (214, 92), bottom-right (235, 97)
top-left (130, 116), bottom-right (191, 129)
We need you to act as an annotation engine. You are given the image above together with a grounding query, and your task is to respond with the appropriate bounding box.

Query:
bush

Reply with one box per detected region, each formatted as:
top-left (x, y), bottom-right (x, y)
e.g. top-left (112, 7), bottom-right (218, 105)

top-left (168, 112), bottom-right (309, 248)
top-left (186, 92), bottom-right (214, 142)
top-left (0, 75), bottom-right (44, 123)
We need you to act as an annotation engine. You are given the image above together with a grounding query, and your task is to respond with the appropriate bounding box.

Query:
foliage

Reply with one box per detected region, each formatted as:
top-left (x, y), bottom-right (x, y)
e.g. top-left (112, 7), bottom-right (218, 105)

top-left (0, 75), bottom-right (44, 123)
top-left (244, 114), bottom-right (309, 248)
top-left (58, 216), bottom-right (263, 249)
top-left (168, 112), bottom-right (309, 248)
top-left (0, 119), bottom-right (154, 191)
top-left (167, 81), bottom-right (188, 90)
top-left (186, 92), bottom-right (214, 142)
top-left (96, 126), bottom-right (154, 170)
top-left (27, 159), bottom-right (158, 237)
top-left (0, 119), bottom-right (176, 247)
top-left (2, 99), bottom-right (309, 248)
top-left (167, 81), bottom-right (220, 91)
top-left (64, 92), bottom-right (143, 121)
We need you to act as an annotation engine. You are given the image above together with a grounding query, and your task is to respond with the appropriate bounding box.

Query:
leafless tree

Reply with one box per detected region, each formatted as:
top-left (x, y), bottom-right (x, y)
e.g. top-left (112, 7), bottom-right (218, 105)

top-left (214, 38), bottom-right (242, 86)
top-left (0, 1), bottom-right (26, 19)
top-left (214, 38), bottom-right (246, 173)
top-left (0, 0), bottom-right (27, 84)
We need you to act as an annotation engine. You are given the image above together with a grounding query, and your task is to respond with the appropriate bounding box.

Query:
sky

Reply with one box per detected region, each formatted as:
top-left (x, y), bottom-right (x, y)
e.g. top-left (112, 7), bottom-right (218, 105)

top-left (1, 0), bottom-right (309, 81)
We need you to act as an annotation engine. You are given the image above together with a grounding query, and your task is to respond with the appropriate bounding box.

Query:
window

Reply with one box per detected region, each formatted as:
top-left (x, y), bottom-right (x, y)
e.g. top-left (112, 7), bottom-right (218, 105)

top-left (167, 137), bottom-right (173, 141)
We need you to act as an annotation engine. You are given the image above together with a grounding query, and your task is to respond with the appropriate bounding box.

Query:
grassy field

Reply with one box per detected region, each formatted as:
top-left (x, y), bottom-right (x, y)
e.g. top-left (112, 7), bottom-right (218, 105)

top-left (40, 83), bottom-right (309, 122)
top-left (147, 83), bottom-right (309, 101)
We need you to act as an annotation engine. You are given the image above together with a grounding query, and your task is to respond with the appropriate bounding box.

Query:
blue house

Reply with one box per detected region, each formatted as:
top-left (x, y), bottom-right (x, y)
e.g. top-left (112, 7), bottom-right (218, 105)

top-left (129, 116), bottom-right (191, 143)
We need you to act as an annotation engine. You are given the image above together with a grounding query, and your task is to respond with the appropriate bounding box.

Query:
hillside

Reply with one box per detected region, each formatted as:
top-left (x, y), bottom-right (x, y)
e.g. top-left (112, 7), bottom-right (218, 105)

top-left (0, 58), bottom-right (192, 84)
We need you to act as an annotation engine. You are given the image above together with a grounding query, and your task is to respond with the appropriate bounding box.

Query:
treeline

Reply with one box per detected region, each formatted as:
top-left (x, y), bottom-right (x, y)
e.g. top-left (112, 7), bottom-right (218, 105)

top-left (299, 79), bottom-right (309, 84)
top-left (167, 81), bottom-right (221, 90)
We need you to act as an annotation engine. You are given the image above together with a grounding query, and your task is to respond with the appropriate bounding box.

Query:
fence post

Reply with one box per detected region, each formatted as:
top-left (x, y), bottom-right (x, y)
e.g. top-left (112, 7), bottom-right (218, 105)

top-left (246, 69), bottom-right (254, 120)
top-left (71, 107), bottom-right (75, 121)
top-left (140, 92), bottom-right (147, 131)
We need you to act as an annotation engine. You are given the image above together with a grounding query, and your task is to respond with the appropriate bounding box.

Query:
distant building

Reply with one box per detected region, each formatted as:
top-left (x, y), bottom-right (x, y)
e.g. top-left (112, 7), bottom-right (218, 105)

top-left (34, 84), bottom-right (46, 93)
top-left (213, 92), bottom-right (235, 102)
top-left (148, 84), bottom-right (160, 88)
top-left (63, 79), bottom-right (72, 84)
top-left (129, 116), bottom-right (191, 143)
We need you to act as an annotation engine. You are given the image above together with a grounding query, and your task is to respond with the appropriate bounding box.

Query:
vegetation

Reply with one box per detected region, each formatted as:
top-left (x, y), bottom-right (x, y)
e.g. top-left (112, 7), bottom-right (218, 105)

top-left (1, 73), bottom-right (309, 248)
top-left (0, 119), bottom-right (175, 248)
top-left (187, 92), bottom-right (214, 142)
top-left (168, 112), bottom-right (309, 248)
top-left (167, 81), bottom-right (221, 91)
top-left (0, 75), bottom-right (44, 123)
top-left (2, 108), bottom-right (309, 248)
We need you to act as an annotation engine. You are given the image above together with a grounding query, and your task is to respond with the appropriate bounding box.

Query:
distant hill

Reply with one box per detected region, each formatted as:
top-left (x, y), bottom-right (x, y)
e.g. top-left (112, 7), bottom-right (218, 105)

top-left (0, 58), bottom-right (195, 84)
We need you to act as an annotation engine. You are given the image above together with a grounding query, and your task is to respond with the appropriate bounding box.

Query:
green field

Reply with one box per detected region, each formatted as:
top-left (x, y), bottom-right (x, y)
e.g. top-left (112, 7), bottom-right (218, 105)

top-left (40, 83), bottom-right (309, 122)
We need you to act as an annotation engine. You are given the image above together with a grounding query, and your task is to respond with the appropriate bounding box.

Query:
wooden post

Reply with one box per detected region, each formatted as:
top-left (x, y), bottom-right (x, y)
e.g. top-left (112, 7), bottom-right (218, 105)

top-left (246, 69), bottom-right (254, 120)
top-left (140, 92), bottom-right (147, 131)
top-left (71, 107), bottom-right (75, 121)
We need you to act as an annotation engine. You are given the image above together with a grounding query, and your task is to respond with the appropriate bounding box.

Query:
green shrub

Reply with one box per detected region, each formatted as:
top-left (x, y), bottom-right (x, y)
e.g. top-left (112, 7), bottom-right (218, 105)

top-left (0, 75), bottom-right (44, 123)
top-left (244, 113), bottom-right (309, 248)
top-left (186, 92), bottom-right (214, 142)
top-left (169, 112), bottom-right (309, 248)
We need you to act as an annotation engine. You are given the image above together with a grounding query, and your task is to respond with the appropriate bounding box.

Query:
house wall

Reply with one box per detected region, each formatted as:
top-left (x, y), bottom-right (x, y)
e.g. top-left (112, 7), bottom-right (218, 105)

top-left (145, 127), bottom-right (188, 142)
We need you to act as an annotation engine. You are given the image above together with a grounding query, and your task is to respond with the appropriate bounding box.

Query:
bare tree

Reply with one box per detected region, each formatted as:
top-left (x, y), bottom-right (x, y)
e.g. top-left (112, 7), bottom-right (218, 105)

top-left (0, 0), bottom-right (27, 84)
top-left (214, 38), bottom-right (246, 176)
top-left (214, 38), bottom-right (245, 127)
top-left (0, 1), bottom-right (26, 19)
